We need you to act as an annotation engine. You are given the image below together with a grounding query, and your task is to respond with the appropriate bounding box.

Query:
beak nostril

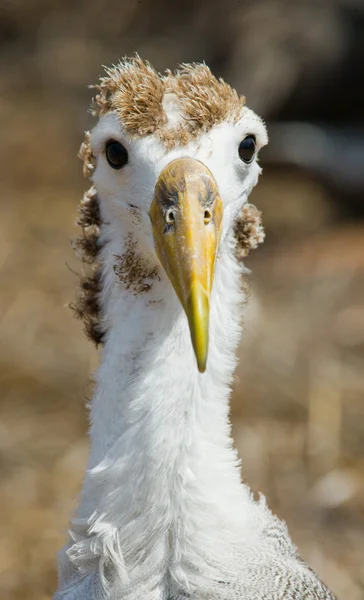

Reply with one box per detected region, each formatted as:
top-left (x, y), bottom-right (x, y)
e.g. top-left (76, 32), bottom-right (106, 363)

top-left (165, 209), bottom-right (175, 225)
top-left (204, 209), bottom-right (212, 225)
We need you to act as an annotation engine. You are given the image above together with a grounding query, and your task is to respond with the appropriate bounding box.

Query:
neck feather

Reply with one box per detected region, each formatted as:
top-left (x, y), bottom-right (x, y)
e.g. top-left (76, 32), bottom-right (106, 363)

top-left (68, 221), bottom-right (260, 597)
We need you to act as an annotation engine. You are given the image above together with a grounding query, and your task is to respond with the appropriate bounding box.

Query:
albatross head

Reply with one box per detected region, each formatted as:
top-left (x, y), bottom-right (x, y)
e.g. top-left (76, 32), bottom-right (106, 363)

top-left (85, 57), bottom-right (268, 372)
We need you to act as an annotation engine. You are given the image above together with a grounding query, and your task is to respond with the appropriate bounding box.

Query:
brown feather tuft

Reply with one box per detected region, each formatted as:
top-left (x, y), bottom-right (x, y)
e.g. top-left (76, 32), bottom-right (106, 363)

top-left (72, 171), bottom-right (105, 344)
top-left (92, 56), bottom-right (167, 136)
top-left (90, 57), bottom-right (245, 147)
top-left (166, 63), bottom-right (245, 139)
top-left (234, 203), bottom-right (265, 260)
top-left (113, 234), bottom-right (160, 296)
top-left (78, 131), bottom-right (96, 178)
top-left (71, 269), bottom-right (104, 346)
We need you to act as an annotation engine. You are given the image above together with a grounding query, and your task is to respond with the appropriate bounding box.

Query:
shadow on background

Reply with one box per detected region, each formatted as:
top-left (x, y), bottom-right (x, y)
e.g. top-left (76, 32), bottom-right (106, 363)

top-left (0, 1), bottom-right (363, 598)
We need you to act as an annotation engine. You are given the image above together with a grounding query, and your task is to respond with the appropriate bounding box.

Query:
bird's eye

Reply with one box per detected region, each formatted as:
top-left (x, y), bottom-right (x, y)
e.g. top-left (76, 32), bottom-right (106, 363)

top-left (105, 140), bottom-right (128, 169)
top-left (238, 136), bottom-right (256, 163)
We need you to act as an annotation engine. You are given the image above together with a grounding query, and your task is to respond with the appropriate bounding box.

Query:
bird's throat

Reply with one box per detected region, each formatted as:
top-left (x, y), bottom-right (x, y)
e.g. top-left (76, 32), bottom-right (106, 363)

top-left (68, 231), bottom-right (250, 596)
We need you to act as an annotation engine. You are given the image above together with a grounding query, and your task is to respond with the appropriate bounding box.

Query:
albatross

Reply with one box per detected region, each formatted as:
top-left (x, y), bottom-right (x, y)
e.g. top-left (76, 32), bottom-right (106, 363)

top-left (54, 57), bottom-right (337, 600)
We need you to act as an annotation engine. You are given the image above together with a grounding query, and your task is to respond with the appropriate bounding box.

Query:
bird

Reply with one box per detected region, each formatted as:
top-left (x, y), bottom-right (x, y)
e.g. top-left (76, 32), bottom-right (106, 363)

top-left (54, 57), bottom-right (338, 600)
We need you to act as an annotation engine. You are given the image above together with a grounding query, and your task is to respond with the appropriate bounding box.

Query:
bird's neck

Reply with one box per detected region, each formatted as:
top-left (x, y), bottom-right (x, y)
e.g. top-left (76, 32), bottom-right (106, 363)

top-left (69, 227), bottom-right (255, 595)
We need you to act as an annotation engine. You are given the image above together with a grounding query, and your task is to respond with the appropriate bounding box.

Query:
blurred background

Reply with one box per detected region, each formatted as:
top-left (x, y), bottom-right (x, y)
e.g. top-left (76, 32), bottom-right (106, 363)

top-left (0, 0), bottom-right (363, 598)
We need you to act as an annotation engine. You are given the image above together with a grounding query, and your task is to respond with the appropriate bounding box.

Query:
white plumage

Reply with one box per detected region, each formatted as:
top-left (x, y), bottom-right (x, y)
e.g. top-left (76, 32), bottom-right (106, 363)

top-left (54, 59), bottom-right (337, 600)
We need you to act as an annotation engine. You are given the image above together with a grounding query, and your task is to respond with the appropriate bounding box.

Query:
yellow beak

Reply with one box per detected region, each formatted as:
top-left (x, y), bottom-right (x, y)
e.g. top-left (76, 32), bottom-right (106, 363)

top-left (149, 158), bottom-right (223, 372)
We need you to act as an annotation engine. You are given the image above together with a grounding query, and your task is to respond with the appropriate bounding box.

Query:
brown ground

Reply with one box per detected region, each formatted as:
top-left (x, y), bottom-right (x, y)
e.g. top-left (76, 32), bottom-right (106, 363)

top-left (0, 2), bottom-right (363, 598)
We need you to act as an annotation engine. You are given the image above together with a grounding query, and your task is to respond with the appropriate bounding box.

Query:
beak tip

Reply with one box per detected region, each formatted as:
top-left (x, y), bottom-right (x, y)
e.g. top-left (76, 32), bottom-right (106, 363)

top-left (187, 288), bottom-right (209, 375)
top-left (197, 358), bottom-right (207, 373)
top-left (194, 339), bottom-right (208, 372)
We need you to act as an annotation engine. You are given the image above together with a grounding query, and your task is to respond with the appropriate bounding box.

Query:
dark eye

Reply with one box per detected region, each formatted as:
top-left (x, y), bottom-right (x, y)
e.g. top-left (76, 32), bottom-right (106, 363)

top-left (238, 135), bottom-right (256, 163)
top-left (105, 140), bottom-right (128, 169)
